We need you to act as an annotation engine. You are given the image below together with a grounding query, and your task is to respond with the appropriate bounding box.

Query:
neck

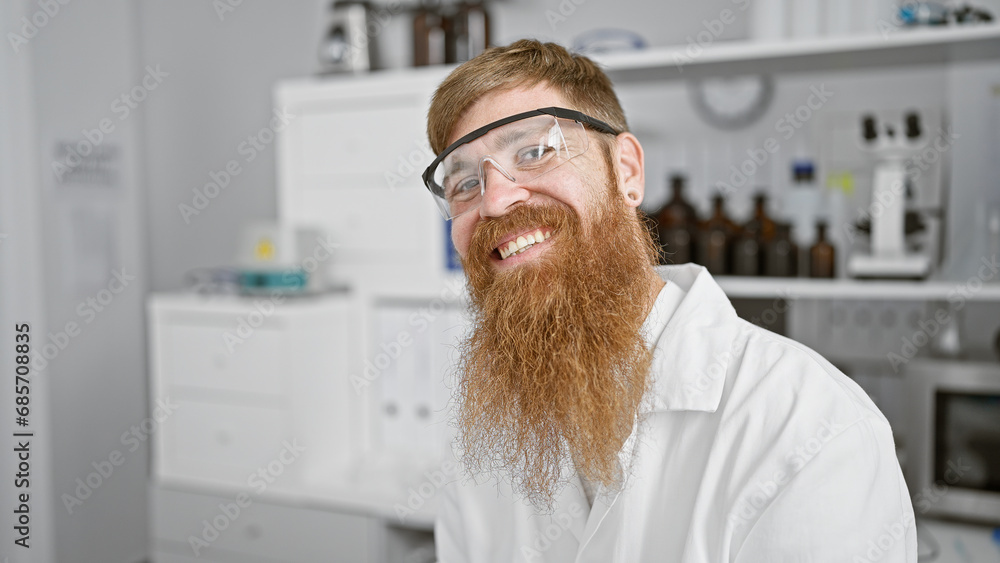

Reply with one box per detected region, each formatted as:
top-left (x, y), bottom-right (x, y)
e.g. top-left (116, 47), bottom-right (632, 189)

top-left (643, 265), bottom-right (666, 316)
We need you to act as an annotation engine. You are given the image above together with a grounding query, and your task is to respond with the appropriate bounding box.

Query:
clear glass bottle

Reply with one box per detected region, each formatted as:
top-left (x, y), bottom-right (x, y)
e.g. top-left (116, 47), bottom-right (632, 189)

top-left (785, 159), bottom-right (822, 248)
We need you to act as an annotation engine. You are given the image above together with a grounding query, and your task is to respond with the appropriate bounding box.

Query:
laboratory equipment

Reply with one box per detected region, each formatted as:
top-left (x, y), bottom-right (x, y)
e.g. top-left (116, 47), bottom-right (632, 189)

top-left (235, 222), bottom-right (333, 294)
top-left (847, 112), bottom-right (933, 279)
top-left (654, 174), bottom-right (698, 265)
top-left (319, 0), bottom-right (380, 73)
top-left (809, 221), bottom-right (836, 278)
top-left (698, 194), bottom-right (740, 276)
top-left (906, 359), bottom-right (1000, 525)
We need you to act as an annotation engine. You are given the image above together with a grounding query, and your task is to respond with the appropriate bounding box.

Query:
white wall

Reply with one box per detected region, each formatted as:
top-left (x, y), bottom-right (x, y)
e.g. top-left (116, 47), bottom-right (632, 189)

top-left (944, 60), bottom-right (1000, 275)
top-left (16, 0), bottom-right (148, 561)
top-left (139, 0), bottom-right (328, 292)
top-left (0, 2), bottom-right (55, 561)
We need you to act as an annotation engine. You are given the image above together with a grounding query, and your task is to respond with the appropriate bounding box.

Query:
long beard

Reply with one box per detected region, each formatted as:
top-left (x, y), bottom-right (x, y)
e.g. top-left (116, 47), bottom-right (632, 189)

top-left (456, 175), bottom-right (659, 507)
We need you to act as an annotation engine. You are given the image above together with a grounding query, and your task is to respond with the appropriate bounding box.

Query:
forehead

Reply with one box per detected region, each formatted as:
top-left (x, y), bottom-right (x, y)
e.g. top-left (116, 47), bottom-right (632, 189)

top-left (447, 83), bottom-right (573, 146)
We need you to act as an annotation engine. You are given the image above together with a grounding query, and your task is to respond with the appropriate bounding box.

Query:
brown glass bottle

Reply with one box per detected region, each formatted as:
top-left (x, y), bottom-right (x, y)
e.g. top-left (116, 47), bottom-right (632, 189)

top-left (731, 231), bottom-right (759, 276)
top-left (764, 222), bottom-right (799, 277)
top-left (654, 174), bottom-right (699, 266)
top-left (698, 194), bottom-right (739, 275)
top-left (413, 2), bottom-right (446, 66)
top-left (445, 2), bottom-right (491, 64)
top-left (744, 192), bottom-right (778, 245)
top-left (732, 192), bottom-right (777, 276)
top-left (809, 221), bottom-right (836, 278)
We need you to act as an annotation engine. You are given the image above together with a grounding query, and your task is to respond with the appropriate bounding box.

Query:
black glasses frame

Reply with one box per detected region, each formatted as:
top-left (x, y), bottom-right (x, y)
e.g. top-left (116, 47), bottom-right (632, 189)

top-left (421, 106), bottom-right (621, 198)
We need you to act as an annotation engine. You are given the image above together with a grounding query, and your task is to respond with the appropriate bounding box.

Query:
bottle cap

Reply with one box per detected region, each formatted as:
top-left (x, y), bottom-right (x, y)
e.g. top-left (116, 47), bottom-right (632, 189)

top-left (792, 160), bottom-right (815, 183)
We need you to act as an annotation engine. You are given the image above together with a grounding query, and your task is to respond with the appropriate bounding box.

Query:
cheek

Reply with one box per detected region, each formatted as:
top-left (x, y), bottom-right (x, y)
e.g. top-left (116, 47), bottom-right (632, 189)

top-left (559, 170), bottom-right (606, 218)
top-left (451, 217), bottom-right (475, 258)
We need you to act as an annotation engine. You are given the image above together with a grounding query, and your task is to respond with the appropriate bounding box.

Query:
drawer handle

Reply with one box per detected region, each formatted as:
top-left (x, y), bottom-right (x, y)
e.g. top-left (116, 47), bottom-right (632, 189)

top-left (216, 431), bottom-right (231, 446)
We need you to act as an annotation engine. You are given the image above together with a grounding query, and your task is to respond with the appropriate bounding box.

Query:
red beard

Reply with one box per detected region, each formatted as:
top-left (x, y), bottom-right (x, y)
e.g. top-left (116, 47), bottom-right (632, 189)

top-left (456, 174), bottom-right (660, 506)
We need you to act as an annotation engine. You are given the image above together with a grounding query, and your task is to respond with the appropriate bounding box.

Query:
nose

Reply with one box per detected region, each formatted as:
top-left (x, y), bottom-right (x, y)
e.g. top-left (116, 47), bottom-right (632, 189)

top-left (477, 156), bottom-right (528, 218)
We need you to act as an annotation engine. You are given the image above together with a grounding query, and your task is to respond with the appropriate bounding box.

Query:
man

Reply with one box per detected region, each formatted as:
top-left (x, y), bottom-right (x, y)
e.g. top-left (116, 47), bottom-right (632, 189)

top-left (423, 39), bottom-right (917, 562)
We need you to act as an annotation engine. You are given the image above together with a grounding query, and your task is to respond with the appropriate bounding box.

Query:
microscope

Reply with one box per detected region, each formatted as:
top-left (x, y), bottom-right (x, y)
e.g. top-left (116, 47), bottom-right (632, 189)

top-left (847, 111), bottom-right (934, 279)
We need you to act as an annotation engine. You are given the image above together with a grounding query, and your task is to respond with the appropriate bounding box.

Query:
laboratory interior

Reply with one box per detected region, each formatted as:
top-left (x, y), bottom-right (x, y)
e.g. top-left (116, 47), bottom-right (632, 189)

top-left (2, 0), bottom-right (1000, 561)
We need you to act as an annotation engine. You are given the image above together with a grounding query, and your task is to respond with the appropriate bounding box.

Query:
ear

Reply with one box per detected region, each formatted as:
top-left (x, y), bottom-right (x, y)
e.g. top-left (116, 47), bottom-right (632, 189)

top-left (614, 132), bottom-right (645, 209)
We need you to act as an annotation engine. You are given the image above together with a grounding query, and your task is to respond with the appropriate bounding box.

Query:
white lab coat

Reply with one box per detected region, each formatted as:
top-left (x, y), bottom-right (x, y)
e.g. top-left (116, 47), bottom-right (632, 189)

top-left (435, 264), bottom-right (918, 562)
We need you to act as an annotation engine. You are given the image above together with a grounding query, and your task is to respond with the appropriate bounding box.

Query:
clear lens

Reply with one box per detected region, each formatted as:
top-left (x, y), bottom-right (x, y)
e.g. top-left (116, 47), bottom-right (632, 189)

top-left (429, 116), bottom-right (589, 219)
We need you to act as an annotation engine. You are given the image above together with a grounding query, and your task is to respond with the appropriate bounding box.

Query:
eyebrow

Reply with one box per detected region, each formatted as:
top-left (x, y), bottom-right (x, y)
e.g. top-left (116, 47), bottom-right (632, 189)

top-left (491, 127), bottom-right (533, 152)
top-left (444, 158), bottom-right (473, 177)
top-left (444, 126), bottom-right (542, 176)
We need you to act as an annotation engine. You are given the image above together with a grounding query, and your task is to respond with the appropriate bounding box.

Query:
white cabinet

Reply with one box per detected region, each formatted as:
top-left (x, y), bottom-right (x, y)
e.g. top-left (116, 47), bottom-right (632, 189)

top-left (274, 68), bottom-right (456, 296)
top-left (147, 291), bottom-right (384, 560)
top-left (162, 322), bottom-right (286, 395)
top-left (148, 292), bottom-right (360, 493)
top-left (150, 486), bottom-right (374, 563)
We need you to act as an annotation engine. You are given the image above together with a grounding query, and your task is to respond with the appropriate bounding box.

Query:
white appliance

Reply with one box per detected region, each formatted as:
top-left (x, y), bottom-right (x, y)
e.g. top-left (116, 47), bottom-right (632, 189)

top-left (905, 359), bottom-right (1000, 525)
top-left (849, 112), bottom-right (934, 279)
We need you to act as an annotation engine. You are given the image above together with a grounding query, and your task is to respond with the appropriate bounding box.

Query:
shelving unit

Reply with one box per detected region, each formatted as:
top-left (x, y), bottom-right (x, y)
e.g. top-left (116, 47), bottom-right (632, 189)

top-left (444, 269), bottom-right (1000, 303)
top-left (713, 275), bottom-right (1000, 301)
top-left (594, 24), bottom-right (1000, 81)
top-left (594, 24), bottom-right (1000, 304)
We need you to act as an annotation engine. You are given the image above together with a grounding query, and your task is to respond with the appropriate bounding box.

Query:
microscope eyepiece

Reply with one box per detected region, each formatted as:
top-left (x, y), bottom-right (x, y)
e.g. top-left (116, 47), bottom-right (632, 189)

top-left (862, 115), bottom-right (878, 142)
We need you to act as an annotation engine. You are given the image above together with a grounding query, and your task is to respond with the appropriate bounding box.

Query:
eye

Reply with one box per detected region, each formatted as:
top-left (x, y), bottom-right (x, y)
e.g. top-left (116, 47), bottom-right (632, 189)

top-left (446, 176), bottom-right (481, 202)
top-left (515, 144), bottom-right (556, 167)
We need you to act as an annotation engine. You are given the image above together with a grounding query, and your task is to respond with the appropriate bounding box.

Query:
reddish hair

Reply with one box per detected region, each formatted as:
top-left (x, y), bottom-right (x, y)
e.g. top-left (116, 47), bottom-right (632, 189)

top-left (427, 39), bottom-right (628, 154)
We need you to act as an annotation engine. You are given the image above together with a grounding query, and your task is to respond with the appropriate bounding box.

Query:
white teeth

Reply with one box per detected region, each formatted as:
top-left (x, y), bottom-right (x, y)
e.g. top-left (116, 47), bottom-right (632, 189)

top-left (497, 230), bottom-right (553, 260)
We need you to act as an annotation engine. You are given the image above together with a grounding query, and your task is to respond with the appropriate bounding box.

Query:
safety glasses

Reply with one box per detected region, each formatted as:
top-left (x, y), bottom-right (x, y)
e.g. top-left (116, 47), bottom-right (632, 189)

top-left (423, 107), bottom-right (619, 220)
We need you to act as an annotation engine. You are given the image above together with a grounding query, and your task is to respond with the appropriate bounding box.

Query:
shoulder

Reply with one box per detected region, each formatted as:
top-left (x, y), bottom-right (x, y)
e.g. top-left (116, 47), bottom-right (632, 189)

top-left (720, 318), bottom-right (892, 449)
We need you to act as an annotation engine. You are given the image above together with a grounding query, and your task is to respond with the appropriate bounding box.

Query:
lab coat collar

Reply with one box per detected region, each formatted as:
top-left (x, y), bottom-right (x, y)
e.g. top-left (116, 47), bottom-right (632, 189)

top-left (564, 266), bottom-right (740, 557)
top-left (641, 264), bottom-right (742, 414)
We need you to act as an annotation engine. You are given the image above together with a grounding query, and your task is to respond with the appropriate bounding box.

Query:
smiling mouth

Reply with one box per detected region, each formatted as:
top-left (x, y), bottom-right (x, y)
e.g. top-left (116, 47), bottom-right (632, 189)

top-left (496, 229), bottom-right (553, 260)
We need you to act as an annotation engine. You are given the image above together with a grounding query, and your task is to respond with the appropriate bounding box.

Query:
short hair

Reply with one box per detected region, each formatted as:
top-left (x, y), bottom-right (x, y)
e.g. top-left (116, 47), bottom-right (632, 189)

top-left (426, 39), bottom-right (629, 155)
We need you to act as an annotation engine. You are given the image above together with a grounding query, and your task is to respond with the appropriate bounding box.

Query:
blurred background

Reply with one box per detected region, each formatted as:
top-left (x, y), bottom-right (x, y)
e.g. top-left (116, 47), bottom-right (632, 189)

top-left (1, 1), bottom-right (1000, 562)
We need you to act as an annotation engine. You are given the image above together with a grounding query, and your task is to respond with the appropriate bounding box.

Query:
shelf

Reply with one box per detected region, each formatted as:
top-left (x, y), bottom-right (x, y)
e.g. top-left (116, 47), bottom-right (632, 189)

top-left (593, 24), bottom-right (1000, 82)
top-left (447, 269), bottom-right (1000, 302)
top-left (713, 275), bottom-right (1000, 301)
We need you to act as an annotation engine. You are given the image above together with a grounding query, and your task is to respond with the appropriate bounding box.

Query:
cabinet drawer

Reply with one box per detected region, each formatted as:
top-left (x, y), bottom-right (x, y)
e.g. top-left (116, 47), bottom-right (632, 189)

top-left (160, 399), bottom-right (291, 486)
top-left (152, 486), bottom-right (372, 563)
top-left (163, 323), bottom-right (284, 396)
